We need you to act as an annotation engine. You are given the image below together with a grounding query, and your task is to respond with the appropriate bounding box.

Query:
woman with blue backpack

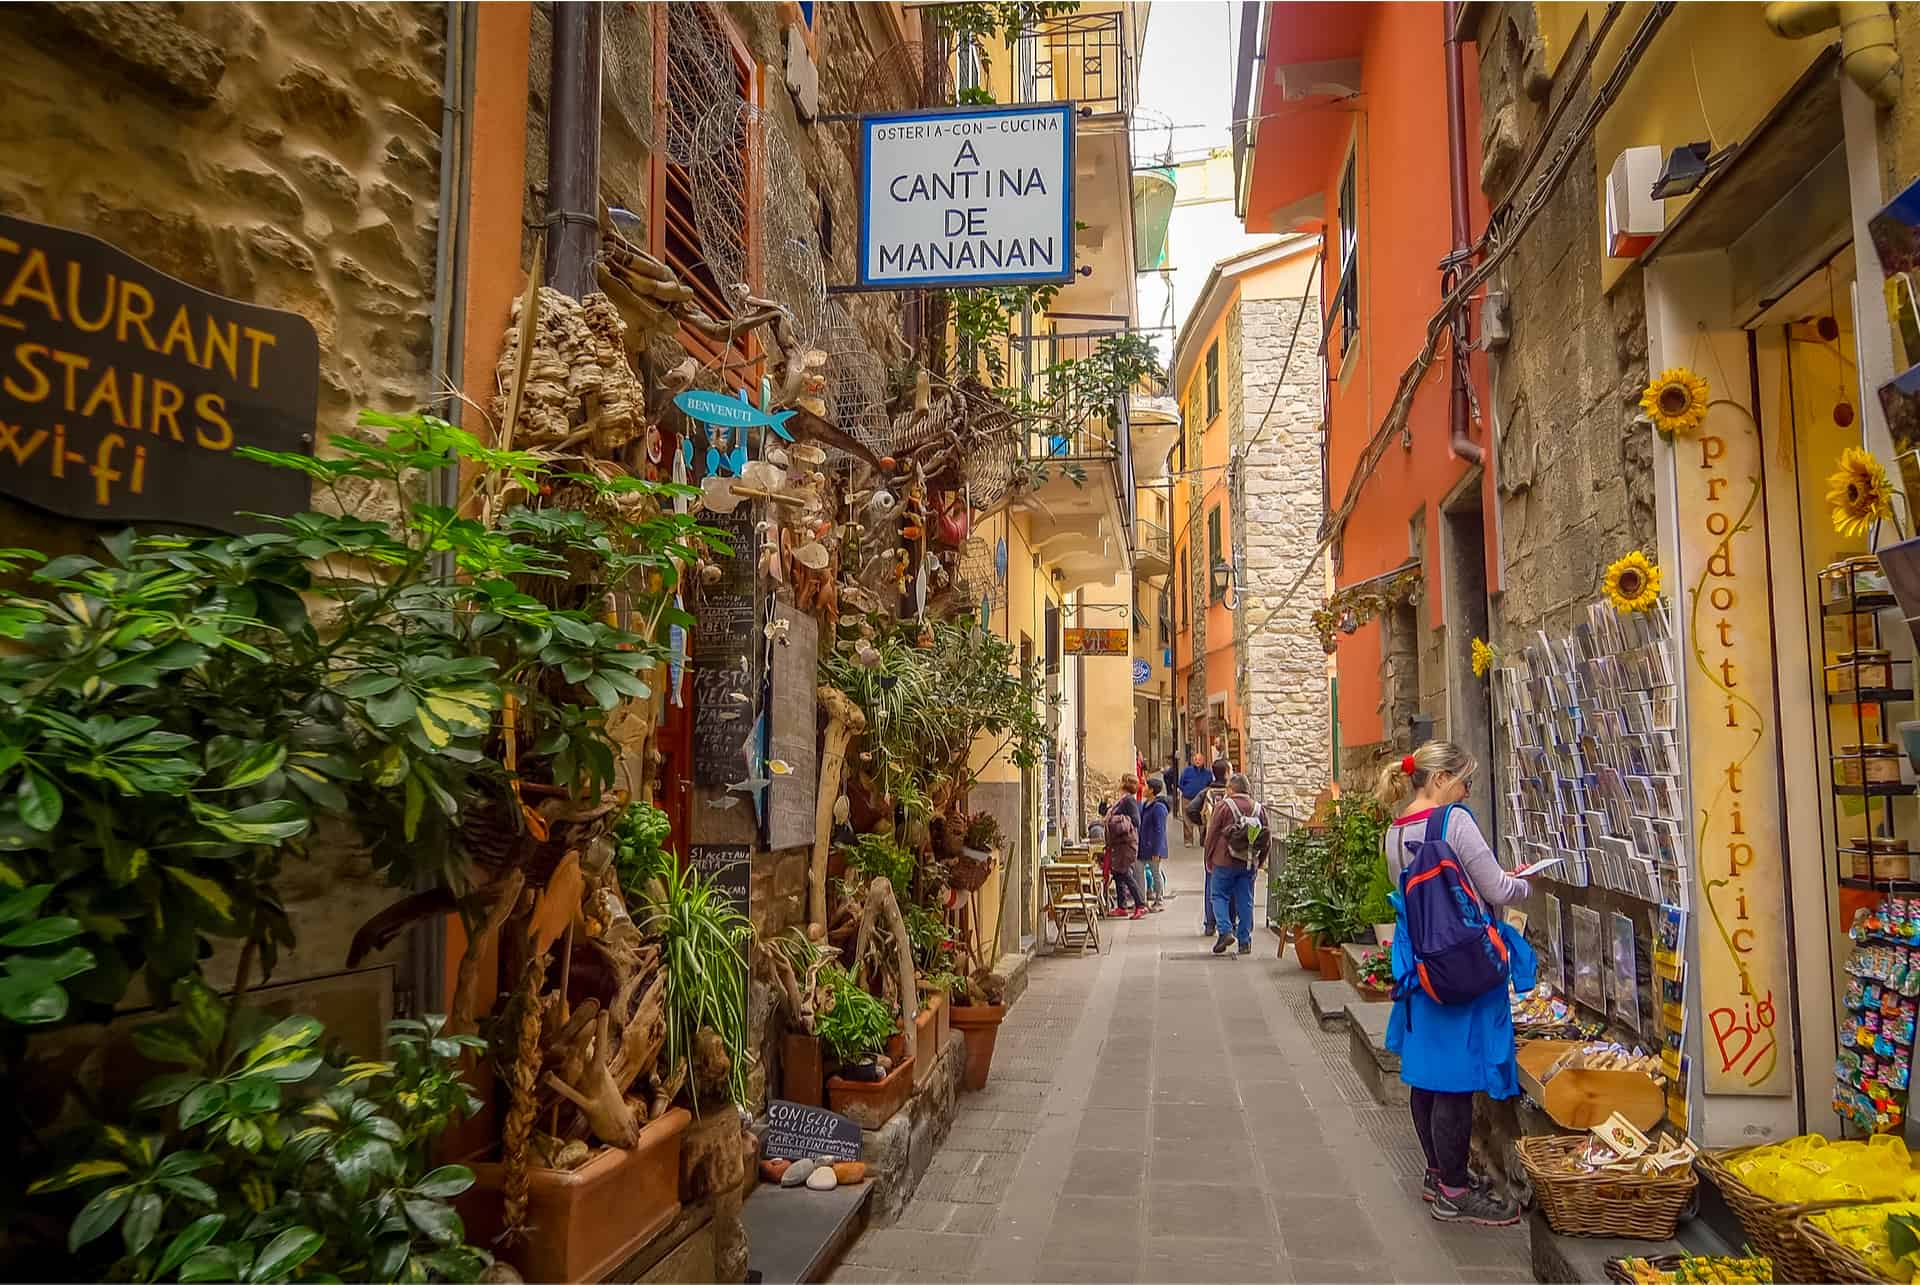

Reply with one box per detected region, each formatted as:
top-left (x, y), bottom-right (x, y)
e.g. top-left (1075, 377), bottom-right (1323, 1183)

top-left (1376, 741), bottom-right (1535, 1227)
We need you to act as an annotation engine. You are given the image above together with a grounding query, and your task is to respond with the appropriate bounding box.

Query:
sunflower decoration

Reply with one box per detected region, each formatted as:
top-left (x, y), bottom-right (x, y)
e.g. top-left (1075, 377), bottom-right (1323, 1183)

top-left (1471, 636), bottom-right (1499, 680)
top-left (1640, 367), bottom-right (1710, 437)
top-left (1602, 550), bottom-right (1663, 614)
top-left (1827, 446), bottom-right (1896, 539)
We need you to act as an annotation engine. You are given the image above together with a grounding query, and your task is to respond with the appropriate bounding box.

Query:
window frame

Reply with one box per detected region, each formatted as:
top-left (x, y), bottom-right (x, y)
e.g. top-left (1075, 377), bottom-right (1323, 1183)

top-left (1207, 506), bottom-right (1223, 600)
top-left (1204, 341), bottom-right (1220, 422)
top-left (1334, 149), bottom-right (1359, 358)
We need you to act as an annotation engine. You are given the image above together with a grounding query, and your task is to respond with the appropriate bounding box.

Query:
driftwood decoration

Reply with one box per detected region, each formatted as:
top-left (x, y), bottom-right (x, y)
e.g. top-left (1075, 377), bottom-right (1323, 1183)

top-left (850, 877), bottom-right (916, 1072)
top-left (811, 685), bottom-right (867, 933)
top-left (448, 870), bottom-right (527, 1034)
top-left (544, 1011), bottom-right (641, 1150)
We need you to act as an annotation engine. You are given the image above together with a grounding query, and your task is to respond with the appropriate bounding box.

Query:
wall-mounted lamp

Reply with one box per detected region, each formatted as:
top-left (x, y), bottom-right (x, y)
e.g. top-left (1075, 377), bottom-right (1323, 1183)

top-left (1650, 142), bottom-right (1729, 200)
top-left (1210, 560), bottom-right (1239, 609)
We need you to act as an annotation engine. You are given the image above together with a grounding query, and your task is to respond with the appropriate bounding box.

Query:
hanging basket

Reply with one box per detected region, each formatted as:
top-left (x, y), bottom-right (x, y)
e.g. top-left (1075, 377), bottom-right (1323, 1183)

top-left (948, 848), bottom-right (995, 892)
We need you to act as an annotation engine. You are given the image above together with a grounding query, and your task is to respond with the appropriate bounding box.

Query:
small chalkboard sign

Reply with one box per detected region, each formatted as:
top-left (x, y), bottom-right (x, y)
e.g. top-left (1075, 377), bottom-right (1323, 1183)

top-left (688, 843), bottom-right (750, 923)
top-left (692, 660), bottom-right (754, 786)
top-left (763, 1099), bottom-right (862, 1162)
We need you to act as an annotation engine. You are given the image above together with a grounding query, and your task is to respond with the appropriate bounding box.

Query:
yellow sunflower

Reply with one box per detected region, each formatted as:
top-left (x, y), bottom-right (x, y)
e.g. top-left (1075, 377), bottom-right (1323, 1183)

top-left (1471, 637), bottom-right (1497, 679)
top-left (1640, 367), bottom-right (1710, 436)
top-left (1827, 446), bottom-right (1896, 539)
top-left (1603, 551), bottom-right (1663, 613)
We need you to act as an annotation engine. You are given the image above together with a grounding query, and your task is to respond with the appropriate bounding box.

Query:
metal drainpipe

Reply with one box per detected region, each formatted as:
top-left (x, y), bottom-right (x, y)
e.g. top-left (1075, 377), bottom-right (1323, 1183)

top-left (1442, 0), bottom-right (1485, 465)
top-left (545, 3), bottom-right (602, 298)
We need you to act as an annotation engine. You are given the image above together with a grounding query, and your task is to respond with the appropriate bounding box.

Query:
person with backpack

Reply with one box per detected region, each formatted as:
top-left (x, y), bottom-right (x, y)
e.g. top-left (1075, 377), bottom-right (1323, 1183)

top-left (1202, 773), bottom-right (1269, 954)
top-left (1376, 741), bottom-right (1534, 1227)
top-left (1104, 779), bottom-right (1148, 920)
top-left (1139, 779), bottom-right (1170, 911)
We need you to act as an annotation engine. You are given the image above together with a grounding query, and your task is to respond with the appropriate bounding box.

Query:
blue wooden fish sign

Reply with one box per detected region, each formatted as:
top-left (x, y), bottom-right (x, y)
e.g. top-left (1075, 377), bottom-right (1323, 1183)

top-left (674, 391), bottom-right (797, 441)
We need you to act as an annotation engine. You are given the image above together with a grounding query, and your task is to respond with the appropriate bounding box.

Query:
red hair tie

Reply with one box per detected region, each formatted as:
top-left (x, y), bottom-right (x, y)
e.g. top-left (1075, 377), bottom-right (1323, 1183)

top-left (1401, 755), bottom-right (1417, 774)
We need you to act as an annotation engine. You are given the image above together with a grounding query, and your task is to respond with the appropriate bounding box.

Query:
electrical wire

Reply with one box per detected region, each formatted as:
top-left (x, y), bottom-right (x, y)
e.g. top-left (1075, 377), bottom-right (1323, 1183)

top-left (1240, 0), bottom-right (1671, 645)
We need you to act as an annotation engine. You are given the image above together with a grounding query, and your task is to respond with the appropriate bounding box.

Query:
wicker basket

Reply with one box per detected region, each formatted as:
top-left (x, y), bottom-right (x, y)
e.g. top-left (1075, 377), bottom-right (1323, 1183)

top-left (1696, 1148), bottom-right (1835, 1282)
top-left (1603, 1254), bottom-right (1776, 1285)
top-left (1515, 1134), bottom-right (1696, 1240)
top-left (1787, 1200), bottom-right (1907, 1284)
top-left (948, 849), bottom-right (995, 892)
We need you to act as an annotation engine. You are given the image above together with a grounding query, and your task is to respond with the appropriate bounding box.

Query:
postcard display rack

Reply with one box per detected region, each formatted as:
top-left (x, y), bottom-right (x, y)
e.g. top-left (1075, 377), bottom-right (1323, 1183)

top-left (1821, 556), bottom-right (1920, 1133)
top-left (1492, 599), bottom-right (1693, 1129)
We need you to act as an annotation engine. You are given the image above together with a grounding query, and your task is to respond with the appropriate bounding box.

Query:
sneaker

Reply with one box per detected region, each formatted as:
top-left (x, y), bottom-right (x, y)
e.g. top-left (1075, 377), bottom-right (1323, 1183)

top-left (1421, 1171), bottom-right (1439, 1203)
top-left (1148, 903), bottom-right (1166, 913)
top-left (1212, 933), bottom-right (1232, 955)
top-left (1236, 942), bottom-right (1252, 955)
top-left (1131, 908), bottom-right (1148, 920)
top-left (1431, 1183), bottom-right (1519, 1226)
top-left (1108, 908), bottom-right (1131, 918)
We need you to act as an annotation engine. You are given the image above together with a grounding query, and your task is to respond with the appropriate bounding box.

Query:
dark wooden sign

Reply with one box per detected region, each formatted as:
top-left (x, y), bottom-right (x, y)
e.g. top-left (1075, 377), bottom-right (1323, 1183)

top-left (691, 660), bottom-right (755, 787)
top-left (688, 842), bottom-right (749, 918)
top-left (692, 507), bottom-right (759, 786)
top-left (763, 1098), bottom-right (861, 1162)
top-left (0, 213), bottom-right (318, 531)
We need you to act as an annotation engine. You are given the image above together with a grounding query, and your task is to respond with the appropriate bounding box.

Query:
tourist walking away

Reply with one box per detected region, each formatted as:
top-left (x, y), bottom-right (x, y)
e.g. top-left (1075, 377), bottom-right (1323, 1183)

top-left (1161, 753), bottom-right (1181, 800)
top-left (1203, 773), bottom-right (1269, 954)
top-left (1210, 744), bottom-right (1232, 788)
top-left (1377, 741), bottom-right (1533, 1226)
top-left (1177, 750), bottom-right (1212, 847)
top-left (1104, 780), bottom-right (1147, 920)
top-left (1140, 779), bottom-right (1170, 911)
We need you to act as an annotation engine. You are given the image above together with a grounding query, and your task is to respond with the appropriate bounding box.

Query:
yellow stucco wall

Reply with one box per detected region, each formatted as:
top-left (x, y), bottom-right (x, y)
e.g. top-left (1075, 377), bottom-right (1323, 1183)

top-left (1533, 3), bottom-right (1833, 292)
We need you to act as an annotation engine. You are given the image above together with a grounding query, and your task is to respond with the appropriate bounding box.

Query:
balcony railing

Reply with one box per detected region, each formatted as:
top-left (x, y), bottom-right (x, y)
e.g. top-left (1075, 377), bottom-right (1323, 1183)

top-left (1010, 328), bottom-right (1130, 462)
top-left (1136, 519), bottom-right (1170, 563)
top-left (1015, 12), bottom-right (1130, 115)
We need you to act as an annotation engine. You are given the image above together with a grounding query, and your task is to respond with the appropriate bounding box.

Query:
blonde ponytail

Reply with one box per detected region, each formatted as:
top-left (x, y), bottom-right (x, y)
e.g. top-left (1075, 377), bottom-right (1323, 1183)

top-left (1374, 740), bottom-right (1477, 809)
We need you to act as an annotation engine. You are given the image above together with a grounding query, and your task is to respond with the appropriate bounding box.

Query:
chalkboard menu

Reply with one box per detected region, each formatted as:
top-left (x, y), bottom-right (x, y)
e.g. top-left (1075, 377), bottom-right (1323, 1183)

top-left (692, 508), bottom-right (759, 786)
top-left (763, 1099), bottom-right (861, 1161)
top-left (688, 843), bottom-right (750, 923)
top-left (765, 598), bottom-right (819, 852)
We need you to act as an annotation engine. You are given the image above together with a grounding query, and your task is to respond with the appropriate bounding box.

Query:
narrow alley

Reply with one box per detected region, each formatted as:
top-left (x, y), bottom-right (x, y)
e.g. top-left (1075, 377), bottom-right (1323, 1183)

top-left (830, 837), bottom-right (1533, 1285)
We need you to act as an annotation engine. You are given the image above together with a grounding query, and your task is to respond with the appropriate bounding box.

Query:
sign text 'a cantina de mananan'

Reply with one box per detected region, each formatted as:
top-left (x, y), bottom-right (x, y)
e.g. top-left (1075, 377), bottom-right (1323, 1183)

top-left (0, 213), bottom-right (318, 532)
top-left (859, 103), bottom-right (1075, 289)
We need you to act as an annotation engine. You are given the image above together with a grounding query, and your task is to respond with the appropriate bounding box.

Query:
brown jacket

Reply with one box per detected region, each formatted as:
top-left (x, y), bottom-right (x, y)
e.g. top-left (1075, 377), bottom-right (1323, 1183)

top-left (1203, 791), bottom-right (1271, 870)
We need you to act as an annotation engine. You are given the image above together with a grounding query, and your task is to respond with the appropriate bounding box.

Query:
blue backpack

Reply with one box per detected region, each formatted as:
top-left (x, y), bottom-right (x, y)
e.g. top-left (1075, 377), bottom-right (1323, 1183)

top-left (1397, 805), bottom-right (1510, 1005)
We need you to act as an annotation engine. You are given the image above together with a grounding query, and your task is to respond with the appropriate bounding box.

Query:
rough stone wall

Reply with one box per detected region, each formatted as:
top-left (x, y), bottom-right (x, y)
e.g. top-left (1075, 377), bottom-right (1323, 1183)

top-left (0, 1), bottom-right (447, 999)
top-left (1232, 297), bottom-right (1330, 818)
top-left (1472, 4), bottom-right (1657, 648)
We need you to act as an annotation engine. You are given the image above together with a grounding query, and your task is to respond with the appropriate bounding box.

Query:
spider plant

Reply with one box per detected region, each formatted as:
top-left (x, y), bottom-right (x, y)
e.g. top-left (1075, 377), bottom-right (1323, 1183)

top-left (639, 858), bottom-right (750, 1107)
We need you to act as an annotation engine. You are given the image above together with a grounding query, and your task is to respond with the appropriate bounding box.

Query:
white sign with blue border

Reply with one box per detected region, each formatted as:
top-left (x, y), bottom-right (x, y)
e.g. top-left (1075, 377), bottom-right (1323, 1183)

top-left (860, 103), bottom-right (1075, 289)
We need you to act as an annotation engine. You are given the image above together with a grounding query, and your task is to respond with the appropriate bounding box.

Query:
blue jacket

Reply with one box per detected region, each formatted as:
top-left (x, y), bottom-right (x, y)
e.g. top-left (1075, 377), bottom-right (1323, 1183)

top-left (1384, 893), bottom-right (1535, 1098)
top-left (1177, 765), bottom-right (1213, 801)
top-left (1138, 798), bottom-right (1169, 858)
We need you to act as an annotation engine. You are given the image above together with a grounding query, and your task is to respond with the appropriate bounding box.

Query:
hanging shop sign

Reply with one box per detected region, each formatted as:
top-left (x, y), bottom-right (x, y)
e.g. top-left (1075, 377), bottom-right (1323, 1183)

top-left (1674, 403), bottom-right (1795, 1096)
top-left (1132, 658), bottom-right (1151, 686)
top-left (859, 103), bottom-right (1074, 289)
top-left (0, 213), bottom-right (317, 532)
top-left (1064, 627), bottom-right (1128, 656)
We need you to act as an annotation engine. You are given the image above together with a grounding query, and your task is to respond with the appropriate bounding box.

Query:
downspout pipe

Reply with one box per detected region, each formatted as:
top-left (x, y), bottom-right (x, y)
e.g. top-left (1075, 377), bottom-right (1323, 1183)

top-left (1442, 0), bottom-right (1484, 464)
top-left (1764, 2), bottom-right (1901, 108)
top-left (545, 3), bottom-right (602, 297)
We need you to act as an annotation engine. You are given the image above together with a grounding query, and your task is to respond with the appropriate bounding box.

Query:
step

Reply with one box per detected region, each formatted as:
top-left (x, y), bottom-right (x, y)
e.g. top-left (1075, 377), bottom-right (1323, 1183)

top-left (1528, 1203), bottom-right (1736, 1284)
top-left (1346, 997), bottom-right (1407, 1107)
top-left (743, 1180), bottom-right (873, 1284)
top-left (1310, 978), bottom-right (1364, 1030)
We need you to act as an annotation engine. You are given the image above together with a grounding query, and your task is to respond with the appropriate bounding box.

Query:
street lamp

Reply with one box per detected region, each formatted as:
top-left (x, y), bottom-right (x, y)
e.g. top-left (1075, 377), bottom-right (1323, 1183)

top-left (1210, 560), bottom-right (1239, 608)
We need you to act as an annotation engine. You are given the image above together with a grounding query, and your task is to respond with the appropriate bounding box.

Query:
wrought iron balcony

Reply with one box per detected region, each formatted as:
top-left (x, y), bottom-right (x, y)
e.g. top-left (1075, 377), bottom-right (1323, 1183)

top-left (1015, 12), bottom-right (1131, 116)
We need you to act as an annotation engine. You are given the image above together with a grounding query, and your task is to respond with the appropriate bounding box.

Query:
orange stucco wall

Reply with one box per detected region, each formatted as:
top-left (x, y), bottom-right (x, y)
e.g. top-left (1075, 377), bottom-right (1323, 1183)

top-left (1173, 296), bottom-right (1240, 758)
top-left (1310, 3), bottom-right (1497, 750)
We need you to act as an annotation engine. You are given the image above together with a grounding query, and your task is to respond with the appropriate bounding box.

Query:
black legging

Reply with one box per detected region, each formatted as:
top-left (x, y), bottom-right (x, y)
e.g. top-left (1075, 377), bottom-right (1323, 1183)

top-left (1409, 1088), bottom-right (1474, 1188)
top-left (1111, 863), bottom-right (1146, 910)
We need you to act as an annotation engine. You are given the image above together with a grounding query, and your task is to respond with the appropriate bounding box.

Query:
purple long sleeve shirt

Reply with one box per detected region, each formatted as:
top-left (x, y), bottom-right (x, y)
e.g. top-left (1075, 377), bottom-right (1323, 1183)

top-left (1384, 806), bottom-right (1528, 906)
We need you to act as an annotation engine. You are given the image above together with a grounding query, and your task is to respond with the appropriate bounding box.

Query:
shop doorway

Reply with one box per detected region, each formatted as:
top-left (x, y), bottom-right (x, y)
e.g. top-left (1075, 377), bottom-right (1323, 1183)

top-left (1443, 480), bottom-right (1496, 831)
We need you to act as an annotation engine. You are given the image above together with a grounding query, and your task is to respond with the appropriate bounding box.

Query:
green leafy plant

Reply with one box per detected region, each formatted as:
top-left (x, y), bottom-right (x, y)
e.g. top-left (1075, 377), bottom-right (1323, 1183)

top-left (844, 833), bottom-right (914, 894)
top-left (814, 965), bottom-right (896, 1064)
top-left (0, 412), bottom-right (722, 1030)
top-left (918, 970), bottom-right (964, 1009)
top-left (903, 901), bottom-right (956, 977)
top-left (961, 811), bottom-right (1002, 853)
top-left (31, 983), bottom-right (488, 1282)
top-left (636, 859), bottom-right (750, 1106)
top-left (612, 800), bottom-right (674, 903)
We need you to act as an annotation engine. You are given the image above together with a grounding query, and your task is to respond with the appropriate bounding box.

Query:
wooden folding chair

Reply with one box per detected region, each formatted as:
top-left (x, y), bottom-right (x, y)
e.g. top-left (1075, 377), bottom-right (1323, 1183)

top-left (1044, 862), bottom-right (1102, 954)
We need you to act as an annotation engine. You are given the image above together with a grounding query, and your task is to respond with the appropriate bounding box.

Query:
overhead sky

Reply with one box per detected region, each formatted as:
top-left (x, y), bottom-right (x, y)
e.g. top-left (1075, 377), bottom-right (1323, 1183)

top-left (1133, 1), bottom-right (1275, 355)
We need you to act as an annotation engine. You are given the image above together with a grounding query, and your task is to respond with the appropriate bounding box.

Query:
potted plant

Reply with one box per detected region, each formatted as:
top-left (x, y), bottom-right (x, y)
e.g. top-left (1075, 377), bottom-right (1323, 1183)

top-left (821, 964), bottom-right (912, 1128)
top-left (1354, 947), bottom-right (1395, 1000)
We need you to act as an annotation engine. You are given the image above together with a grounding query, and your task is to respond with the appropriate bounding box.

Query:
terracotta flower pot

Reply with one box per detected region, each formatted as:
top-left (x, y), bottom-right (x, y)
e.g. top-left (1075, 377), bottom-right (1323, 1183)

top-left (828, 1054), bottom-right (916, 1129)
top-left (1291, 927), bottom-right (1319, 971)
top-left (458, 1107), bottom-right (690, 1285)
top-left (1316, 942), bottom-right (1345, 981)
top-left (910, 992), bottom-right (946, 1088)
top-left (949, 1002), bottom-right (1006, 1091)
top-left (782, 1032), bottom-right (826, 1107)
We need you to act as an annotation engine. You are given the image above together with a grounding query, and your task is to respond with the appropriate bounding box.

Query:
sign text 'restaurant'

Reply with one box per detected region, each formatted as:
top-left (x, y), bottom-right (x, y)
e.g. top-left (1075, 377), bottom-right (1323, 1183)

top-left (861, 104), bottom-right (1074, 289)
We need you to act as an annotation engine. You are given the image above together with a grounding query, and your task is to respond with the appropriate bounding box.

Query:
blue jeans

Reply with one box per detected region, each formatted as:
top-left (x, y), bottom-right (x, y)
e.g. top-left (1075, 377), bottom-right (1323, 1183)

top-left (1208, 865), bottom-right (1255, 948)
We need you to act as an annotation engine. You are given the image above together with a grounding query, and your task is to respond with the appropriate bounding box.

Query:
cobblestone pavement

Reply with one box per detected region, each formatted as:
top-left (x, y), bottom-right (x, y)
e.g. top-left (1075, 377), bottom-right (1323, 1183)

top-left (831, 836), bottom-right (1534, 1284)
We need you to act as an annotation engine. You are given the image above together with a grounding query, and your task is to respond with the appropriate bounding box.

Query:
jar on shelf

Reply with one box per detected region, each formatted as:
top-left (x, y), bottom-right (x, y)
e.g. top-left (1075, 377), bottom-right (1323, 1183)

top-left (1830, 649), bottom-right (1896, 693)
top-left (1844, 835), bottom-right (1913, 881)
top-left (1835, 742), bottom-right (1906, 786)
top-left (1822, 555), bottom-right (1892, 605)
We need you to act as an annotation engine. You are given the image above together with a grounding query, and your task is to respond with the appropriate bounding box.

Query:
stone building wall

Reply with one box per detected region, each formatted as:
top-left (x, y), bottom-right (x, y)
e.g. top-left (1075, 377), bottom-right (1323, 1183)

top-left (0, 1), bottom-right (449, 999)
top-left (1232, 296), bottom-right (1329, 818)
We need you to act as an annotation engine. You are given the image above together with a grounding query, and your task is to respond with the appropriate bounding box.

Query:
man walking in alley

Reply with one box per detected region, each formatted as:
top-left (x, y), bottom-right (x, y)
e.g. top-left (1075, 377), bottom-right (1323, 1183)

top-left (1204, 773), bottom-right (1270, 955)
top-left (1177, 750), bottom-right (1212, 846)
